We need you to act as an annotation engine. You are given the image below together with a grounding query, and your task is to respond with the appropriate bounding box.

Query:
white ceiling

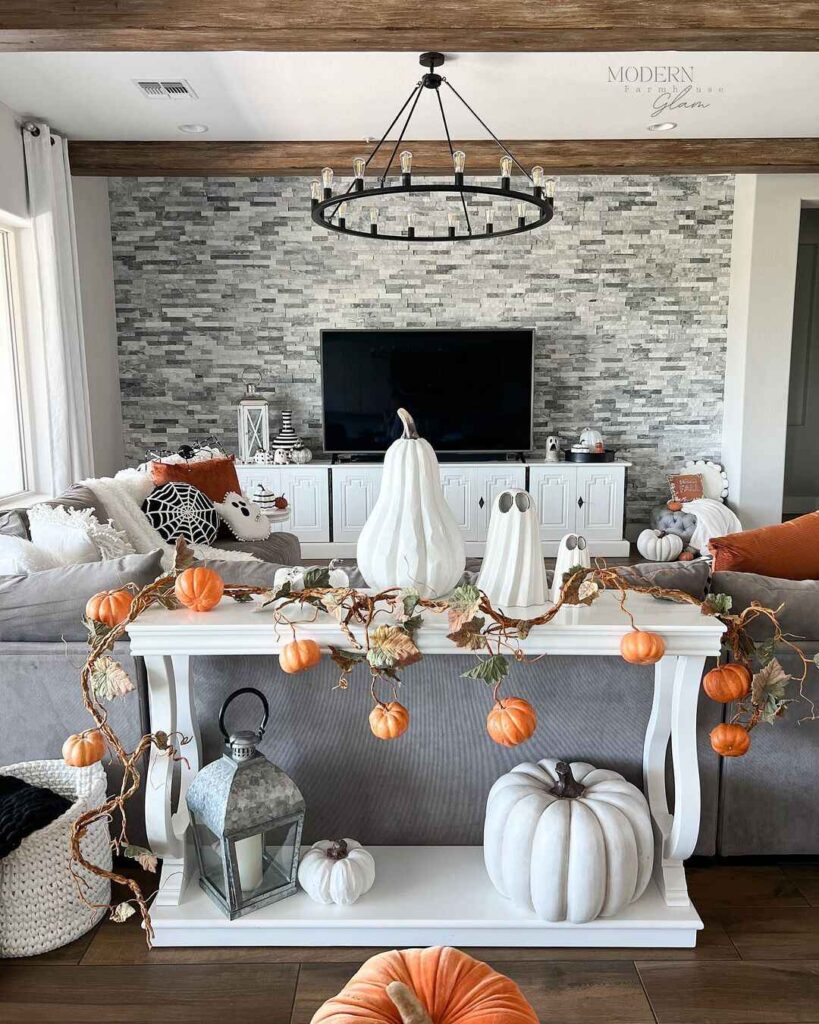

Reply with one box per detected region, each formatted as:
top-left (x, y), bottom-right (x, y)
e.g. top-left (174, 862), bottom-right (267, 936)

top-left (0, 50), bottom-right (818, 141)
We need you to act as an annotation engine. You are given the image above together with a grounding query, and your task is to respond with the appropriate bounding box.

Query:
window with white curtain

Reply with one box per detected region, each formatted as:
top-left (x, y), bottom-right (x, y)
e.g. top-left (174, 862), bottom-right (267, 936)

top-left (0, 225), bottom-right (28, 501)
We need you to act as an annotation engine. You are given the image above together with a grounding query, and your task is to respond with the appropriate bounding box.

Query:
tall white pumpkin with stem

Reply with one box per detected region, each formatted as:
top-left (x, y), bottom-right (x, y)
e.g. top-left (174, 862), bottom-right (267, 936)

top-left (357, 408), bottom-right (465, 598)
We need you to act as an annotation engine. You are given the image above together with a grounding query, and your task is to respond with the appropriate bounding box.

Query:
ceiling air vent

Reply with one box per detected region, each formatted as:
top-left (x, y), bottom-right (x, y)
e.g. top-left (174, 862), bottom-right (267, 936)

top-left (134, 80), bottom-right (198, 100)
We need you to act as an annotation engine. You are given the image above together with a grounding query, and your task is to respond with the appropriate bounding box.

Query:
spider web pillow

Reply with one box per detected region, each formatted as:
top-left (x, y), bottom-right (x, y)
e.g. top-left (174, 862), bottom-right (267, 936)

top-left (142, 483), bottom-right (219, 546)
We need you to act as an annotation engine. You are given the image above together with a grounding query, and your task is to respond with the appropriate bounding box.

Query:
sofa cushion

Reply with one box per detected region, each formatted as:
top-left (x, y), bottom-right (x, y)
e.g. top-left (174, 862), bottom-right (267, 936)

top-left (150, 455), bottom-right (241, 503)
top-left (0, 551), bottom-right (163, 642)
top-left (211, 531), bottom-right (301, 566)
top-left (710, 511), bottom-right (819, 580)
top-left (611, 560), bottom-right (712, 599)
top-left (142, 482), bottom-right (220, 546)
top-left (712, 571), bottom-right (819, 642)
top-left (0, 509), bottom-right (30, 541)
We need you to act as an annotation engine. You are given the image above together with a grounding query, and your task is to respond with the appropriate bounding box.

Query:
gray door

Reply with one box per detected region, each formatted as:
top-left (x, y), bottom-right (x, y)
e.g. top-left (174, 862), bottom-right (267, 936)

top-left (784, 210), bottom-right (819, 517)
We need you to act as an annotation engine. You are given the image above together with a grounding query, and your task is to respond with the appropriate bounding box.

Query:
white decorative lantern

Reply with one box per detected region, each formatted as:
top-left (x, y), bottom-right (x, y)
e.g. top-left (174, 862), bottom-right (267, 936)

top-left (238, 377), bottom-right (270, 464)
top-left (478, 490), bottom-right (548, 609)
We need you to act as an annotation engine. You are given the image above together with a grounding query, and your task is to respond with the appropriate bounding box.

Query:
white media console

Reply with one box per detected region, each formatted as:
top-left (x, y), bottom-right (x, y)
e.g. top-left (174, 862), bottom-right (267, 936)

top-left (237, 460), bottom-right (631, 558)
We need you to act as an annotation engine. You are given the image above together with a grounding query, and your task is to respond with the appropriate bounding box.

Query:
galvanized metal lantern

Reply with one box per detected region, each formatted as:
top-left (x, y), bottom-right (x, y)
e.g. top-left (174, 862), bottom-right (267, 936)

top-left (237, 373), bottom-right (270, 464)
top-left (186, 687), bottom-right (305, 920)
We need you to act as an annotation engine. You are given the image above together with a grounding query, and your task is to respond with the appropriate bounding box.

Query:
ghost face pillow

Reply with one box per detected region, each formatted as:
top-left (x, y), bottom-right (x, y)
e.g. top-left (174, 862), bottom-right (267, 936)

top-left (215, 492), bottom-right (271, 541)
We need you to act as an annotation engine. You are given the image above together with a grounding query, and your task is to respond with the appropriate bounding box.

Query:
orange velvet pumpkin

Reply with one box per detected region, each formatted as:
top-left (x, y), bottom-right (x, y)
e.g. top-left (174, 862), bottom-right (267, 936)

top-left (174, 566), bottom-right (224, 612)
top-left (311, 946), bottom-right (539, 1024)
top-left (620, 629), bottom-right (666, 665)
top-left (486, 697), bottom-right (537, 747)
top-left (62, 729), bottom-right (106, 767)
top-left (710, 722), bottom-right (751, 757)
top-left (703, 663), bottom-right (752, 703)
top-left (369, 701), bottom-right (409, 740)
top-left (678, 550), bottom-right (695, 562)
top-left (85, 589), bottom-right (133, 628)
top-left (279, 638), bottom-right (322, 674)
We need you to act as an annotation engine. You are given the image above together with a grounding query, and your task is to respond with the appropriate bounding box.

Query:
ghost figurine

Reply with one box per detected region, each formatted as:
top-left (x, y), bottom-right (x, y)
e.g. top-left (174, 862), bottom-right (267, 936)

top-left (552, 533), bottom-right (591, 604)
top-left (478, 490), bottom-right (548, 611)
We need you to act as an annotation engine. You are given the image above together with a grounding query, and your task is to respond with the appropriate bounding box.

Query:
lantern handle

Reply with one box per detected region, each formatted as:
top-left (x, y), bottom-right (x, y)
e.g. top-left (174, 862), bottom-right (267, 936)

top-left (218, 687), bottom-right (270, 741)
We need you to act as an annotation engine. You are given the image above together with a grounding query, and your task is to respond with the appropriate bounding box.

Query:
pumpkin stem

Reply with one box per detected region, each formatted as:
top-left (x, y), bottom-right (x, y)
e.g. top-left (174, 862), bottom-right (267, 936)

top-left (397, 408), bottom-right (419, 440)
top-left (552, 760), bottom-right (586, 799)
top-left (386, 981), bottom-right (433, 1024)
top-left (326, 839), bottom-right (349, 861)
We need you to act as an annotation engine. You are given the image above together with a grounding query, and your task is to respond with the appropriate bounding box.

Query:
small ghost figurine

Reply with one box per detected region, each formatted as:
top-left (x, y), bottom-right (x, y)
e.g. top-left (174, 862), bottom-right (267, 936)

top-left (552, 533), bottom-right (591, 604)
top-left (478, 490), bottom-right (548, 609)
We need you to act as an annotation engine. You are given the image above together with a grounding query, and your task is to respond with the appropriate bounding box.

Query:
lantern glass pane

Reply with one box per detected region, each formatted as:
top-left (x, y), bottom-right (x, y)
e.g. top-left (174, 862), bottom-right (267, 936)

top-left (256, 819), bottom-right (301, 894)
top-left (194, 821), bottom-right (226, 898)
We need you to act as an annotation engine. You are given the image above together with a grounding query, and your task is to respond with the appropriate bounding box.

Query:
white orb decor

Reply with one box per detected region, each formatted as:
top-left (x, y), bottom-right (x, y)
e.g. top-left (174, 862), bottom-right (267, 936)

top-left (484, 758), bottom-right (654, 923)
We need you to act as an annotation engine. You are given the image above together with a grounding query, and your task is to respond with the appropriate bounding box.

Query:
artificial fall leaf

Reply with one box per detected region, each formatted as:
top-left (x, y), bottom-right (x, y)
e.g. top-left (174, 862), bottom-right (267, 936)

top-left (367, 625), bottom-right (421, 670)
top-left (447, 584), bottom-right (482, 633)
top-left (704, 593), bottom-right (733, 617)
top-left (123, 844), bottom-right (158, 873)
top-left (303, 566), bottom-right (331, 589)
top-left (394, 589), bottom-right (420, 623)
top-left (462, 653), bottom-right (509, 685)
top-left (173, 537), bottom-right (195, 573)
top-left (231, 593), bottom-right (254, 604)
top-left (329, 646), bottom-right (366, 674)
top-left (447, 616), bottom-right (487, 651)
top-left (751, 658), bottom-right (793, 725)
top-left (577, 579), bottom-right (600, 606)
top-left (83, 616), bottom-right (112, 641)
top-left (153, 730), bottom-right (169, 751)
top-left (90, 656), bottom-right (135, 701)
top-left (110, 901), bottom-right (136, 923)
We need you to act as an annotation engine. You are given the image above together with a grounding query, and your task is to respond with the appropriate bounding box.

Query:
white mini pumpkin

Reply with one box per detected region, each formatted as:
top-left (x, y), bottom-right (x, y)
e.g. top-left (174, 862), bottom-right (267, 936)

top-left (637, 528), bottom-right (683, 562)
top-left (273, 564), bottom-right (350, 591)
top-left (298, 838), bottom-right (375, 906)
top-left (357, 409), bottom-right (466, 598)
top-left (484, 758), bottom-right (653, 923)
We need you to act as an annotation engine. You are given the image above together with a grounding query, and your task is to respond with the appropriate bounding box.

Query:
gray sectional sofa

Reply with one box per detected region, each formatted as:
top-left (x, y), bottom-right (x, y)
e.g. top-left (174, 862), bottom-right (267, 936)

top-left (1, 487), bottom-right (817, 856)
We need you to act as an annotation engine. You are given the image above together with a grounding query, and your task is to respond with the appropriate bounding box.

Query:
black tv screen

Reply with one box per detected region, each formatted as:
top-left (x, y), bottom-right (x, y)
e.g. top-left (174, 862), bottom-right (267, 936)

top-left (321, 329), bottom-right (534, 453)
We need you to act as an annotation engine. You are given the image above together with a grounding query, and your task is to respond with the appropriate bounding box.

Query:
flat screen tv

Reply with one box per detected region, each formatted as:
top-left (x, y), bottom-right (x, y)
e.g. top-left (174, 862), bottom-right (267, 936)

top-left (321, 329), bottom-right (534, 454)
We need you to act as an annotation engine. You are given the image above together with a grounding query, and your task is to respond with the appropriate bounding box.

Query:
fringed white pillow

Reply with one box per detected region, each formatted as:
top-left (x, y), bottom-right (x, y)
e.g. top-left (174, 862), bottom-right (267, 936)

top-left (27, 504), bottom-right (135, 565)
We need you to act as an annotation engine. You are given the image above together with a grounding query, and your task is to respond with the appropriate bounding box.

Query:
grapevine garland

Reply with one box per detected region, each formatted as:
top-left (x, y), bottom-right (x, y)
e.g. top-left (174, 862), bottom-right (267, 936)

top-left (70, 539), bottom-right (818, 945)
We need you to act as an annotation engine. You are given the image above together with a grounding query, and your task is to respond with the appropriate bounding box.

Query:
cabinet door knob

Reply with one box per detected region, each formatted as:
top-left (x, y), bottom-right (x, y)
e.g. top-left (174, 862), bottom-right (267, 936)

top-left (478, 497), bottom-right (485, 509)
top-left (577, 496), bottom-right (584, 508)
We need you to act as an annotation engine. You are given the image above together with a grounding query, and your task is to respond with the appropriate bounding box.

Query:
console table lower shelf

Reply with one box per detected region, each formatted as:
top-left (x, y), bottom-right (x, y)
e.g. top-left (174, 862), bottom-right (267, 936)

top-left (150, 845), bottom-right (702, 948)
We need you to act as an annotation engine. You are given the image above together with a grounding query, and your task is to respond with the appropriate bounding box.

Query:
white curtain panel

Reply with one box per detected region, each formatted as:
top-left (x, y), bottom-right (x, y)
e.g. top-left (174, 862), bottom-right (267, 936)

top-left (23, 122), bottom-right (94, 495)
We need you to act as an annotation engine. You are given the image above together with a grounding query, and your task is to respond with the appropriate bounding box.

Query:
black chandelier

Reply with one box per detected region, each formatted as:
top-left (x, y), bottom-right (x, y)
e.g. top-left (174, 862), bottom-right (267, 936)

top-left (310, 52), bottom-right (555, 243)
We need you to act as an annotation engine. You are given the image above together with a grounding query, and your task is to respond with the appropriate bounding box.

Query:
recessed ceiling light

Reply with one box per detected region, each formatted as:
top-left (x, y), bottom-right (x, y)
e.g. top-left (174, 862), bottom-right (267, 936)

top-left (178, 123), bottom-right (209, 134)
top-left (647, 122), bottom-right (677, 132)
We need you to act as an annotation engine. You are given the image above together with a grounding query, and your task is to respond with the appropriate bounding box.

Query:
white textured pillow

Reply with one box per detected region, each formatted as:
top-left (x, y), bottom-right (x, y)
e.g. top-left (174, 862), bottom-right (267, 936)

top-left (27, 504), bottom-right (135, 565)
top-left (0, 535), bottom-right (60, 575)
top-left (215, 492), bottom-right (271, 541)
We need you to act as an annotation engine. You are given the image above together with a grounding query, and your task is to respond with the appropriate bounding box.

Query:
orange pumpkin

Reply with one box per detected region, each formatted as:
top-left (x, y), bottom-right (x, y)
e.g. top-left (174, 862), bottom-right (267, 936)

top-left (279, 638), bottom-right (322, 674)
top-left (311, 946), bottom-right (539, 1024)
top-left (710, 722), bottom-right (751, 757)
top-left (620, 629), bottom-right (666, 664)
top-left (486, 697), bottom-right (537, 747)
top-left (62, 729), bottom-right (106, 767)
top-left (703, 663), bottom-right (752, 703)
top-left (369, 701), bottom-right (409, 740)
top-left (678, 550), bottom-right (695, 562)
top-left (667, 500), bottom-right (683, 512)
top-left (85, 589), bottom-right (132, 627)
top-left (174, 566), bottom-right (224, 612)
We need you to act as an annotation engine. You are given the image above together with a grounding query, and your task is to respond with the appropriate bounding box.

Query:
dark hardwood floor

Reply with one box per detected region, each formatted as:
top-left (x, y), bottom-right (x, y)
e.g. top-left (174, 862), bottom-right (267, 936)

top-left (3, 859), bottom-right (819, 1023)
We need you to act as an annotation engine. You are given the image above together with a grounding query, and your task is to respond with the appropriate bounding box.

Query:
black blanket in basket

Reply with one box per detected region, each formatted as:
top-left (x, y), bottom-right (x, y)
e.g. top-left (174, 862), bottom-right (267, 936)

top-left (0, 774), bottom-right (72, 860)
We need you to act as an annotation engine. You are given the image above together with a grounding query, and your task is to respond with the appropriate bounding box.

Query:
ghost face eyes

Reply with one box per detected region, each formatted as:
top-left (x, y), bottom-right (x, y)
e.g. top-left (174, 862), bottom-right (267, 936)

top-left (230, 499), bottom-right (251, 518)
top-left (499, 491), bottom-right (532, 513)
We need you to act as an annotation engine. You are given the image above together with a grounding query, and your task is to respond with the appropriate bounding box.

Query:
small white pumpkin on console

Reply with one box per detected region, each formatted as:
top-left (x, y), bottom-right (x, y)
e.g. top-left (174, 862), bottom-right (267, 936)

top-left (357, 408), bottom-right (466, 598)
top-left (298, 838), bottom-right (376, 906)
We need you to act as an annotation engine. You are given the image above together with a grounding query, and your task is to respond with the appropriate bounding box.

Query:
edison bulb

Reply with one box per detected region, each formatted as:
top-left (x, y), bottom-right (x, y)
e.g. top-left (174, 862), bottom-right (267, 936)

top-left (353, 157), bottom-right (365, 179)
top-left (453, 150), bottom-right (466, 174)
top-left (545, 178), bottom-right (556, 198)
top-left (310, 180), bottom-right (322, 201)
top-left (500, 155), bottom-right (513, 178)
top-left (400, 150), bottom-right (413, 174)
top-left (321, 167), bottom-right (334, 189)
top-left (531, 165), bottom-right (545, 187)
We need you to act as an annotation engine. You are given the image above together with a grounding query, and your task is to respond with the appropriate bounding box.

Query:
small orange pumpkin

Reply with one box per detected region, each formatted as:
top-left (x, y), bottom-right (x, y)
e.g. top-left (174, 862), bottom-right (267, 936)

top-left (369, 701), bottom-right (409, 740)
top-left (486, 697), bottom-right (537, 747)
top-left (710, 722), bottom-right (751, 757)
top-left (703, 663), bottom-right (752, 703)
top-left (279, 638), bottom-right (322, 674)
top-left (174, 566), bottom-right (224, 612)
top-left (620, 629), bottom-right (666, 664)
top-left (678, 550), bottom-right (695, 562)
top-left (62, 729), bottom-right (106, 767)
top-left (311, 946), bottom-right (538, 1024)
top-left (85, 589), bottom-right (132, 627)
top-left (667, 500), bottom-right (683, 512)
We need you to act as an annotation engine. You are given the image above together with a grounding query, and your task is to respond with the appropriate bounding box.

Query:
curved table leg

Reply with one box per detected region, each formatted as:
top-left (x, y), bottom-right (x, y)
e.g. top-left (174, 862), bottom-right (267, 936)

top-left (643, 655), bottom-right (705, 907)
top-left (144, 655), bottom-right (199, 907)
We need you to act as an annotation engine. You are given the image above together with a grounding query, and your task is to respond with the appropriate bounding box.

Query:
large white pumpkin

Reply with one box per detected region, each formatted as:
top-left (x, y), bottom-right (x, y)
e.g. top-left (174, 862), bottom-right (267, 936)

top-left (636, 529), bottom-right (683, 562)
top-left (357, 409), bottom-right (466, 598)
top-left (298, 838), bottom-right (375, 906)
top-left (484, 759), bottom-right (654, 923)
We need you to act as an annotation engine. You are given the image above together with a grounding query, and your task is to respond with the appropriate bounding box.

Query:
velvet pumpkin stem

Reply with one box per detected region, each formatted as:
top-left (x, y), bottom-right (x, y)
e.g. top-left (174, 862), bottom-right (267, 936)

top-left (386, 981), bottom-right (433, 1024)
top-left (552, 760), bottom-right (586, 799)
top-left (396, 408), bottom-right (419, 439)
top-left (327, 839), bottom-right (349, 860)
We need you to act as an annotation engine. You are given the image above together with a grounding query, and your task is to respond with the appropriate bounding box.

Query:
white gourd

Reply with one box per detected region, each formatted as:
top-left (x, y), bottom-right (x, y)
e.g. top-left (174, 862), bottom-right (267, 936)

top-left (357, 408), bottom-right (466, 598)
top-left (484, 758), bottom-right (654, 923)
top-left (636, 529), bottom-right (683, 562)
top-left (298, 838), bottom-right (375, 906)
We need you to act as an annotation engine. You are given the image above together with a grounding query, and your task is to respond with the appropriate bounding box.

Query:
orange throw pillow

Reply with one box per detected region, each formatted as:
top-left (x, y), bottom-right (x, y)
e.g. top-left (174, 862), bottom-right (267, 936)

top-left (710, 511), bottom-right (819, 580)
top-left (150, 456), bottom-right (241, 503)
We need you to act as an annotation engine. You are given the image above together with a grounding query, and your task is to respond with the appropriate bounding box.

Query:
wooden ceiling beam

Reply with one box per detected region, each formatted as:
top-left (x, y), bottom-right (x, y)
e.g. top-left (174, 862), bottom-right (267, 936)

top-left (68, 139), bottom-right (819, 177)
top-left (2, 1), bottom-right (819, 51)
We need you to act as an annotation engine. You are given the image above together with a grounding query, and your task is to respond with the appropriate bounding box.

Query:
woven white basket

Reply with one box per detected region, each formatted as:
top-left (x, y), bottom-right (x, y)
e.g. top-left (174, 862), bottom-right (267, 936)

top-left (0, 759), bottom-right (112, 958)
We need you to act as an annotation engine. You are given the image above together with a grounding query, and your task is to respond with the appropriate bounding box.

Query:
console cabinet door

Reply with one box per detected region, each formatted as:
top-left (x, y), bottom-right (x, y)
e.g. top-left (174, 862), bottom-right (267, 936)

top-left (476, 467), bottom-right (527, 532)
top-left (332, 466), bottom-right (383, 543)
top-left (439, 469), bottom-right (482, 541)
top-left (529, 466), bottom-right (577, 540)
top-left (575, 465), bottom-right (625, 540)
top-left (281, 468), bottom-right (330, 541)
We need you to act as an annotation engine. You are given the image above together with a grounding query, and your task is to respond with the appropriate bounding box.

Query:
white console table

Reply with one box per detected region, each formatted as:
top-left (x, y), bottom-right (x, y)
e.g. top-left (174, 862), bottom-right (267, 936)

top-left (128, 591), bottom-right (723, 948)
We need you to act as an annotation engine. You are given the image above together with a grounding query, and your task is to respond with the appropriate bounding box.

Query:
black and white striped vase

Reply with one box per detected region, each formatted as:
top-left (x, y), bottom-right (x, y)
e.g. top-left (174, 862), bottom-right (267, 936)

top-left (272, 411), bottom-right (302, 452)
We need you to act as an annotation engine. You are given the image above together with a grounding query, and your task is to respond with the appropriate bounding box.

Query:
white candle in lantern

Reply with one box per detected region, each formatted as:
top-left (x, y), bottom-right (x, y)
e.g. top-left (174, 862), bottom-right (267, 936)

top-left (235, 834), bottom-right (264, 892)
